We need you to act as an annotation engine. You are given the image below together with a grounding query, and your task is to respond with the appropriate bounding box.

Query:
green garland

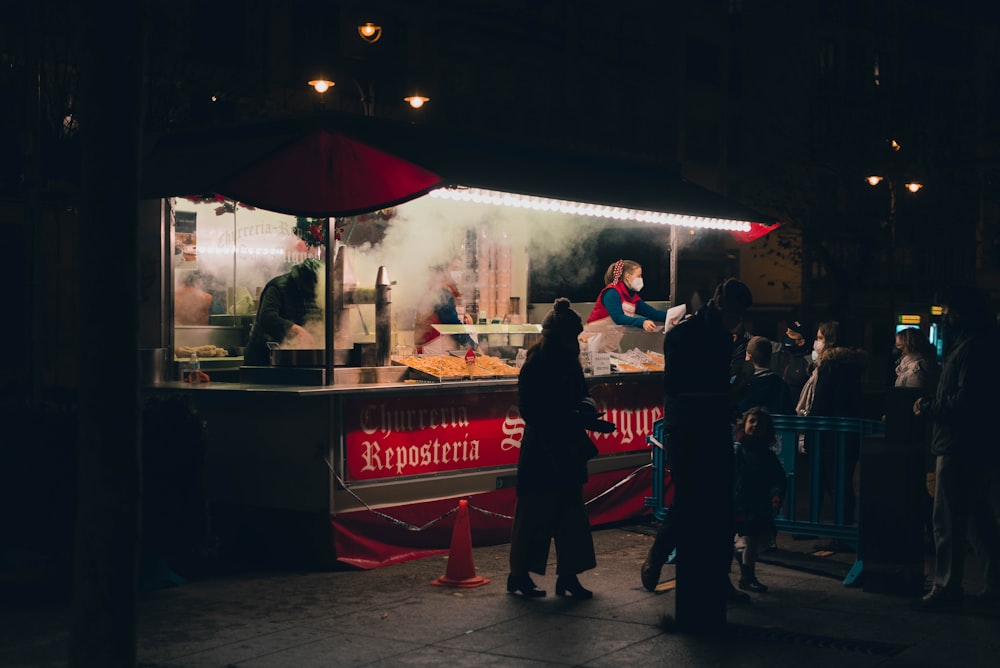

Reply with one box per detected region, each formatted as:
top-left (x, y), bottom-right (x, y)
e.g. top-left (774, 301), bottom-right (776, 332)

top-left (294, 217), bottom-right (329, 247)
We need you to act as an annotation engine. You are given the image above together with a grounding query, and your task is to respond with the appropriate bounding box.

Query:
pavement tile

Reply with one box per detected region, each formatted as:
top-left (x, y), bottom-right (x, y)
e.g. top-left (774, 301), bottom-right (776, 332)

top-left (303, 593), bottom-right (529, 645)
top-left (144, 625), bottom-right (338, 667)
top-left (223, 632), bottom-right (424, 667)
top-left (447, 613), bottom-right (662, 664)
top-left (579, 629), bottom-right (884, 668)
top-left (357, 645), bottom-right (565, 667)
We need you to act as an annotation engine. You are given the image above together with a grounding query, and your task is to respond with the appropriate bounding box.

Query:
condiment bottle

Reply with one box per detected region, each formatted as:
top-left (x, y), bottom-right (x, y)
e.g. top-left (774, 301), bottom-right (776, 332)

top-left (465, 347), bottom-right (476, 379)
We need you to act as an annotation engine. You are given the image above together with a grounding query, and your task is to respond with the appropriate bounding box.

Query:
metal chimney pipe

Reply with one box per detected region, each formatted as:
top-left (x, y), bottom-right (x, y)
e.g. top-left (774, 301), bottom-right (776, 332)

top-left (375, 266), bottom-right (391, 366)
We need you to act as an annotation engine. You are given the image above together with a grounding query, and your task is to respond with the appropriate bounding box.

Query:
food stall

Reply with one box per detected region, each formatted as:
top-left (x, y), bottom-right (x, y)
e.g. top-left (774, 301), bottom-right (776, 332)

top-left (140, 113), bottom-right (779, 568)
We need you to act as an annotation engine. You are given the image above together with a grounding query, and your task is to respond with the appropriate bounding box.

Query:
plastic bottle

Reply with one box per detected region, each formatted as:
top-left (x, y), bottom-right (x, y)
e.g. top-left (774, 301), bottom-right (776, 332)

top-left (184, 352), bottom-right (210, 383)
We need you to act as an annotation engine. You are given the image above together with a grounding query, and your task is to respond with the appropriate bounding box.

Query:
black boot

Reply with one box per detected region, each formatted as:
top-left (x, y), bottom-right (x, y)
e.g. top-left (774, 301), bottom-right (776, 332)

top-left (641, 550), bottom-right (663, 592)
top-left (506, 573), bottom-right (545, 597)
top-left (555, 573), bottom-right (593, 599)
top-left (725, 578), bottom-right (751, 603)
top-left (738, 562), bottom-right (768, 593)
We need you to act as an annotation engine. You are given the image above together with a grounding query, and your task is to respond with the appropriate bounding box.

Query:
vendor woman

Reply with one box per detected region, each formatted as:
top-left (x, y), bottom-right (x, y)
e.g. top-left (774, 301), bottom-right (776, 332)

top-left (580, 259), bottom-right (666, 353)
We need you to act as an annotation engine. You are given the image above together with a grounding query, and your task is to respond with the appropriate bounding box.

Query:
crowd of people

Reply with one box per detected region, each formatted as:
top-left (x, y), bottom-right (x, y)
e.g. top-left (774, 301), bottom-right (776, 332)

top-left (508, 278), bottom-right (1000, 632)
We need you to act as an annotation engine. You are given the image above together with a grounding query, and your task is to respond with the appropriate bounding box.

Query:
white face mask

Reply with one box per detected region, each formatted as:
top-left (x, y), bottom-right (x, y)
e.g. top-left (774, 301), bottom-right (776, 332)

top-left (813, 340), bottom-right (824, 353)
top-left (628, 277), bottom-right (644, 292)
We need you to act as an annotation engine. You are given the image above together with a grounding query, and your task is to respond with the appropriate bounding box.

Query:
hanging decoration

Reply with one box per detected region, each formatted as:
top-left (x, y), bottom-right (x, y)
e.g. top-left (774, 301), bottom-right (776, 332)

top-left (181, 194), bottom-right (255, 216)
top-left (332, 208), bottom-right (396, 245)
top-left (294, 216), bottom-right (331, 248)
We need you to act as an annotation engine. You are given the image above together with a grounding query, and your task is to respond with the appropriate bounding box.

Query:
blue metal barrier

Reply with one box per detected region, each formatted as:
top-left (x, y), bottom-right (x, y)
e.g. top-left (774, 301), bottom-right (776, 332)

top-left (771, 415), bottom-right (884, 538)
top-left (645, 414), bottom-right (885, 586)
top-left (643, 420), bottom-right (669, 521)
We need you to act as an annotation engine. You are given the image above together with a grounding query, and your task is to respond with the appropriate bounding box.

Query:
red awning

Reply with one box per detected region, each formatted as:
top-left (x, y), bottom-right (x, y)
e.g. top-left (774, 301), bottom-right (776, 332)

top-left (142, 112), bottom-right (781, 241)
top-left (730, 221), bottom-right (784, 243)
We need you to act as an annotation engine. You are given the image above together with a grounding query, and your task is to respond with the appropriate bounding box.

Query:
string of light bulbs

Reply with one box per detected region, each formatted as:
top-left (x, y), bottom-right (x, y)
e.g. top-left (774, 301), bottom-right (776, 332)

top-left (429, 187), bottom-right (754, 232)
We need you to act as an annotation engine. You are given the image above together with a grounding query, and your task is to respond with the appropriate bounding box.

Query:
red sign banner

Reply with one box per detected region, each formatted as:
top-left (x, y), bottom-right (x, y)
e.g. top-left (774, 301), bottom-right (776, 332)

top-left (344, 381), bottom-right (663, 482)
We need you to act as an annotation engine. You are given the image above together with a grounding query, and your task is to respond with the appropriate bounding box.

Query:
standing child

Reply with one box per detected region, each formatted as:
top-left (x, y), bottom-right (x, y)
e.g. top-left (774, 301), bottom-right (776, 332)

top-left (733, 407), bottom-right (787, 592)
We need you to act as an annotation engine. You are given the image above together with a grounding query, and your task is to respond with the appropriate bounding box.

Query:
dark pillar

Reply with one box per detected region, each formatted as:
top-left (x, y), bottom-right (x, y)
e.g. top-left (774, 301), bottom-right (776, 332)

top-left (70, 4), bottom-right (149, 667)
top-left (674, 409), bottom-right (733, 633)
top-left (858, 387), bottom-right (927, 595)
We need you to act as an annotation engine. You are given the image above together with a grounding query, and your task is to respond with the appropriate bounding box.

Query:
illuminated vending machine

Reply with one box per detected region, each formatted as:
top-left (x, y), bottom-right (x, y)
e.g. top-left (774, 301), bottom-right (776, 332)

top-left (927, 304), bottom-right (946, 362)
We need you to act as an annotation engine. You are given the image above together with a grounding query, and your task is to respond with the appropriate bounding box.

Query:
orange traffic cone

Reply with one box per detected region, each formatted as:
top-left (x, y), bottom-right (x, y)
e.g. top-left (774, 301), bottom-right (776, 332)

top-left (431, 499), bottom-right (492, 588)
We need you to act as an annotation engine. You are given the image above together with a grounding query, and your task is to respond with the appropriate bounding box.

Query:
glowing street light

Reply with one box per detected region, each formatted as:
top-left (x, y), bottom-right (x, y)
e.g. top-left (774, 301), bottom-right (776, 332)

top-left (867, 174), bottom-right (924, 333)
top-left (358, 22), bottom-right (383, 43)
top-left (308, 79), bottom-right (335, 94)
top-left (404, 94), bottom-right (429, 109)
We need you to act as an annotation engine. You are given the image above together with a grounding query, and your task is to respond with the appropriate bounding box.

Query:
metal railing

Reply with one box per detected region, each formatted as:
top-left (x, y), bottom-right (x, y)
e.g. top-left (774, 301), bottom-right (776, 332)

top-left (644, 415), bottom-right (886, 584)
top-left (643, 422), bottom-right (671, 522)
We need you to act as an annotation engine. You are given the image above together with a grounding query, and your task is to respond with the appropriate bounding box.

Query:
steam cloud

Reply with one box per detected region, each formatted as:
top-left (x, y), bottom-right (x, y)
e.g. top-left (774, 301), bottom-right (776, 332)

top-left (174, 194), bottom-right (708, 343)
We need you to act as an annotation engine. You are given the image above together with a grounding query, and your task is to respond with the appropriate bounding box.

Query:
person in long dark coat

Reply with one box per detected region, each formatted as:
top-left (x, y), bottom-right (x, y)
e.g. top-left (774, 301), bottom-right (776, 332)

top-left (507, 298), bottom-right (613, 599)
top-left (913, 285), bottom-right (1000, 609)
top-left (639, 278), bottom-right (754, 631)
top-left (809, 320), bottom-right (866, 525)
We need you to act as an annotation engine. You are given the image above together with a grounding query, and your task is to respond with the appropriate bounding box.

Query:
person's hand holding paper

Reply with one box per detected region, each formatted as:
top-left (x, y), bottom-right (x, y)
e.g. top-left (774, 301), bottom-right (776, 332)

top-left (665, 304), bottom-right (687, 332)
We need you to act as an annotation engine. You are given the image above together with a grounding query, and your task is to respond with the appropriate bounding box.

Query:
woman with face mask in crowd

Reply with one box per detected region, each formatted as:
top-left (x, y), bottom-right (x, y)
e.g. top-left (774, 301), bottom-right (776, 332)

top-left (579, 259), bottom-right (667, 353)
top-left (894, 326), bottom-right (939, 391)
top-left (806, 320), bottom-right (868, 527)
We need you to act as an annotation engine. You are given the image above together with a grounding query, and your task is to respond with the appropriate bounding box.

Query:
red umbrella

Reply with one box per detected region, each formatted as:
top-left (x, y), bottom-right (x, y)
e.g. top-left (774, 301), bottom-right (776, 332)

top-left (142, 114), bottom-right (444, 217)
top-left (223, 129), bottom-right (442, 217)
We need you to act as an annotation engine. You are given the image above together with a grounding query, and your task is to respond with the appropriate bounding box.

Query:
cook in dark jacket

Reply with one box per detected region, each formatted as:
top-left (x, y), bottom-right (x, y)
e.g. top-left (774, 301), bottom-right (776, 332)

top-left (913, 285), bottom-right (1000, 609)
top-left (244, 259), bottom-right (323, 366)
top-left (507, 298), bottom-right (614, 599)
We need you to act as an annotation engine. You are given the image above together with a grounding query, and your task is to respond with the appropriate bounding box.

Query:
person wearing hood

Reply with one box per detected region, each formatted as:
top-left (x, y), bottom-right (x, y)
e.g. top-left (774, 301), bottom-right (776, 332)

top-left (507, 298), bottom-right (614, 599)
top-left (244, 259), bottom-right (323, 366)
top-left (580, 259), bottom-right (667, 353)
top-left (771, 320), bottom-right (813, 406)
top-left (738, 336), bottom-right (794, 415)
top-left (809, 320), bottom-right (867, 526)
top-left (912, 285), bottom-right (1000, 610)
top-left (413, 259), bottom-right (476, 354)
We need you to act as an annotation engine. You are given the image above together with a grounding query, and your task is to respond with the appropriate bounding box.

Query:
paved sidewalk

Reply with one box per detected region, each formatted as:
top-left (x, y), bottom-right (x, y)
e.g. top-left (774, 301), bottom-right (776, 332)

top-left (2, 525), bottom-right (998, 667)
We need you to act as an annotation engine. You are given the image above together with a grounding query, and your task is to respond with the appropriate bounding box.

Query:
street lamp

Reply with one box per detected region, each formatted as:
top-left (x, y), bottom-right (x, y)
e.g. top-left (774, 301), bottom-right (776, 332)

top-left (357, 22), bottom-right (383, 43)
top-left (308, 78), bottom-right (335, 94)
top-left (309, 81), bottom-right (428, 115)
top-left (306, 78), bottom-right (381, 116)
top-left (866, 174), bottom-right (923, 339)
top-left (404, 94), bottom-right (429, 109)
